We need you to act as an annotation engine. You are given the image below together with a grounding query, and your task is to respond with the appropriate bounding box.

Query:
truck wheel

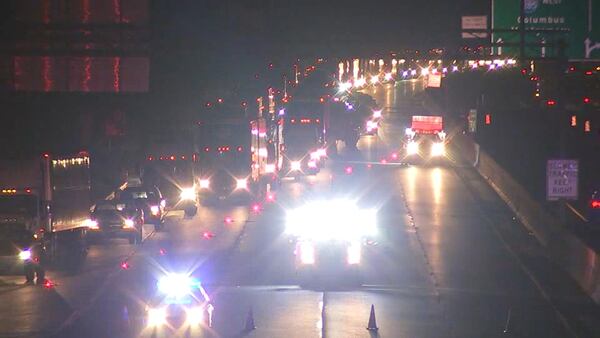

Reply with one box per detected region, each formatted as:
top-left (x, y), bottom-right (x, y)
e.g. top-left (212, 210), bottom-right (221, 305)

top-left (184, 205), bottom-right (197, 217)
top-left (24, 264), bottom-right (35, 284)
top-left (35, 266), bottom-right (46, 285)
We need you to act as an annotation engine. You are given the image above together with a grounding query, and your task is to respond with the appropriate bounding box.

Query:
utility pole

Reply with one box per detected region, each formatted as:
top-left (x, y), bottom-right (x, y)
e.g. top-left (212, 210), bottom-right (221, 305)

top-left (519, 0), bottom-right (526, 66)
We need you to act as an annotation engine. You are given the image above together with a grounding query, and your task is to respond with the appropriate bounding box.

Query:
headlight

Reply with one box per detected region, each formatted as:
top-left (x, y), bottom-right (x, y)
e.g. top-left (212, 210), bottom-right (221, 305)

top-left (308, 160), bottom-right (317, 168)
top-left (186, 306), bottom-right (204, 326)
top-left (347, 242), bottom-right (361, 265)
top-left (431, 142), bottom-right (445, 157)
top-left (406, 141), bottom-right (419, 155)
top-left (199, 179), bottom-right (210, 189)
top-left (299, 242), bottom-right (315, 265)
top-left (124, 219), bottom-right (135, 228)
top-left (83, 219), bottom-right (99, 230)
top-left (180, 187), bottom-right (196, 200)
top-left (265, 164), bottom-right (276, 173)
top-left (147, 308), bottom-right (167, 327)
top-left (235, 178), bottom-right (248, 190)
top-left (19, 250), bottom-right (31, 261)
top-left (150, 205), bottom-right (160, 215)
top-left (290, 161), bottom-right (302, 171)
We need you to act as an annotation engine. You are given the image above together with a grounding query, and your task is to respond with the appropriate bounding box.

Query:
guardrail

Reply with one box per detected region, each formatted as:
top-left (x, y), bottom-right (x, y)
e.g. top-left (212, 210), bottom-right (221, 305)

top-left (451, 132), bottom-right (600, 303)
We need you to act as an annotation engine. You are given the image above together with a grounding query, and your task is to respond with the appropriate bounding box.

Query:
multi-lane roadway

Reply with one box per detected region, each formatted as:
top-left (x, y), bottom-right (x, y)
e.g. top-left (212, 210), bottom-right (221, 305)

top-left (1, 78), bottom-right (598, 338)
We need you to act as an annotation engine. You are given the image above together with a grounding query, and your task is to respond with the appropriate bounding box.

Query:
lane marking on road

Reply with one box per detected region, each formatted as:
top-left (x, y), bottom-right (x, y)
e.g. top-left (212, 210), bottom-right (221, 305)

top-left (566, 202), bottom-right (588, 223)
top-left (52, 221), bottom-right (158, 335)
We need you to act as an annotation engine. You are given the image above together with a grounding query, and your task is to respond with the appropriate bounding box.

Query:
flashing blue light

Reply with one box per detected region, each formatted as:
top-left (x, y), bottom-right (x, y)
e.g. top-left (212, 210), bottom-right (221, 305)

top-left (157, 274), bottom-right (200, 299)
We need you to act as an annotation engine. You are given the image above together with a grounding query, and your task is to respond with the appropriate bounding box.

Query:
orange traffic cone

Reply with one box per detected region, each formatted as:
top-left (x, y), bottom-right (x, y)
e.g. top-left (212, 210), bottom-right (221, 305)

top-left (244, 306), bottom-right (256, 331)
top-left (366, 304), bottom-right (378, 331)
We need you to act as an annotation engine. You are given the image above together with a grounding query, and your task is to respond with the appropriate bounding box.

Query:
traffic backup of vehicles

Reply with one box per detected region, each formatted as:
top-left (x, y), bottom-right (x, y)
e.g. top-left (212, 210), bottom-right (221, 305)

top-left (281, 101), bottom-right (327, 176)
top-left (0, 153), bottom-right (91, 282)
top-left (195, 118), bottom-right (261, 203)
top-left (285, 199), bottom-right (377, 281)
top-left (401, 115), bottom-right (447, 163)
top-left (87, 200), bottom-right (144, 244)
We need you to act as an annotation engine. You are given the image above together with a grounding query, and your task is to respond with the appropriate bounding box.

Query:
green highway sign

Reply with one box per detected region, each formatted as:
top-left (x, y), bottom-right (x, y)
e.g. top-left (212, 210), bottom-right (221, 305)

top-left (492, 0), bottom-right (599, 60)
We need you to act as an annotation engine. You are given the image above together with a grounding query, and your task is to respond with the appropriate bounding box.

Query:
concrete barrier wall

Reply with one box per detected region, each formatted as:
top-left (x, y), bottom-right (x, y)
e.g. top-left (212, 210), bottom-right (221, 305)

top-left (452, 133), bottom-right (600, 303)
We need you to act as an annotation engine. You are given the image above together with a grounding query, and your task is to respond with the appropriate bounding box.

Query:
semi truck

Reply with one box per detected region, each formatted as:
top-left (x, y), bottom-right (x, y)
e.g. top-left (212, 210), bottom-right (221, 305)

top-left (0, 152), bottom-right (90, 282)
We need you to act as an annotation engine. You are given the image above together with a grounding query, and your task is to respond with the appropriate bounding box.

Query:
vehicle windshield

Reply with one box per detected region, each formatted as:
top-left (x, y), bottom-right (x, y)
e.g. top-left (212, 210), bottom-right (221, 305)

top-left (0, 195), bottom-right (37, 215)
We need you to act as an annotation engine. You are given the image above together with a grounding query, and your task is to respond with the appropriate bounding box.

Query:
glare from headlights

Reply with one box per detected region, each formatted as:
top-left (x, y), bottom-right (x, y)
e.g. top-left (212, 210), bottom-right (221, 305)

top-left (186, 307), bottom-right (204, 326)
top-left (124, 219), bottom-right (135, 228)
top-left (431, 142), bottom-right (445, 157)
top-left (286, 199), bottom-right (377, 241)
top-left (150, 205), bottom-right (160, 215)
top-left (199, 179), bottom-right (210, 189)
top-left (180, 187), bottom-right (196, 200)
top-left (235, 178), bottom-right (248, 190)
top-left (384, 73), bottom-right (393, 81)
top-left (370, 75), bottom-right (379, 84)
top-left (338, 81), bottom-right (352, 92)
top-left (18, 250), bottom-right (31, 261)
top-left (147, 308), bottom-right (167, 327)
top-left (158, 273), bottom-right (194, 298)
top-left (372, 109), bottom-right (382, 119)
top-left (290, 161), bottom-right (302, 171)
top-left (83, 219), bottom-right (99, 229)
top-left (407, 141), bottom-right (419, 155)
top-left (307, 160), bottom-right (317, 168)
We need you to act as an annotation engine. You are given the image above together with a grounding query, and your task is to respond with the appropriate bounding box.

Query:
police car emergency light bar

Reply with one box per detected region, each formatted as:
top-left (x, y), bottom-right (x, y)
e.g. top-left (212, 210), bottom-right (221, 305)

top-left (285, 199), bottom-right (377, 241)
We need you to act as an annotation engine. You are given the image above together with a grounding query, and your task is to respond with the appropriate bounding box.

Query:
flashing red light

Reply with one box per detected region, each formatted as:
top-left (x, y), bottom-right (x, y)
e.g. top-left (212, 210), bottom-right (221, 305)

top-left (204, 147), bottom-right (210, 152)
top-left (43, 279), bottom-right (54, 289)
top-left (217, 98), bottom-right (224, 103)
top-left (203, 231), bottom-right (214, 239)
top-left (391, 152), bottom-right (398, 160)
top-left (546, 99), bottom-right (557, 106)
top-left (380, 158), bottom-right (388, 164)
top-left (345, 166), bottom-right (353, 175)
top-left (170, 155), bottom-right (176, 161)
top-left (237, 146), bottom-right (243, 152)
top-left (521, 68), bottom-right (528, 75)
top-left (159, 248), bottom-right (167, 255)
top-left (319, 97), bottom-right (325, 103)
top-left (159, 156), bottom-right (164, 160)
top-left (205, 102), bottom-right (212, 108)
top-left (147, 156), bottom-right (154, 161)
top-left (224, 216), bottom-right (233, 224)
top-left (290, 118), bottom-right (296, 124)
top-left (315, 119), bottom-right (320, 123)
top-left (585, 70), bottom-right (593, 75)
top-left (569, 66), bottom-right (576, 72)
top-left (367, 164), bottom-right (373, 169)
top-left (120, 261), bottom-right (130, 270)
top-left (266, 193), bottom-right (275, 202)
top-left (583, 97), bottom-right (591, 104)
top-left (43, 153), bottom-right (50, 158)
top-left (530, 76), bottom-right (539, 81)
top-left (181, 155), bottom-right (186, 160)
top-left (241, 101), bottom-right (247, 107)
top-left (25, 188), bottom-right (32, 194)
top-left (591, 200), bottom-right (600, 209)
top-left (252, 203), bottom-right (261, 213)
top-left (485, 114), bottom-right (491, 125)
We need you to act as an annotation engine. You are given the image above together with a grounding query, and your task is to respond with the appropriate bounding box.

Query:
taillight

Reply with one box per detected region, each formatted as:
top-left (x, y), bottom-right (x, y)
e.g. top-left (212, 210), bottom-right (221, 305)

top-left (591, 200), bottom-right (600, 209)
